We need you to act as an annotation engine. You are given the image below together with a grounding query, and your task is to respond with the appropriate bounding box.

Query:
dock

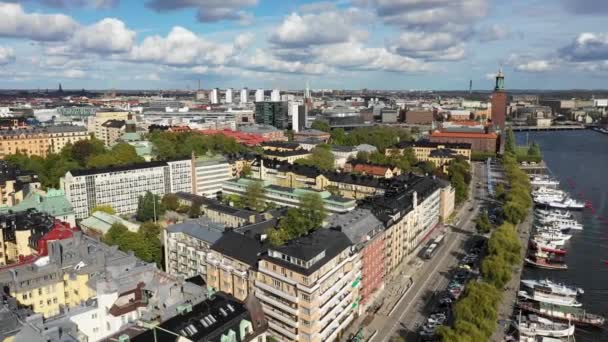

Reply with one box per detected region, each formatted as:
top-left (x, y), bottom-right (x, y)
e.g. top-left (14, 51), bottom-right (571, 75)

top-left (509, 125), bottom-right (586, 132)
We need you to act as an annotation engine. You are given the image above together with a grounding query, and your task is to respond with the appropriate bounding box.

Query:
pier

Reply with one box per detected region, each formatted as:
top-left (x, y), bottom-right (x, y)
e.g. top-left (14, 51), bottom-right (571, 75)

top-left (509, 125), bottom-right (586, 132)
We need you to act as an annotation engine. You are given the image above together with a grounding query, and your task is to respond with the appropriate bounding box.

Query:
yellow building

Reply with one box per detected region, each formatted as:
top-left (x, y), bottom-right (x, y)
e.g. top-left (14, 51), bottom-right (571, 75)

top-left (386, 141), bottom-right (471, 172)
top-left (87, 110), bottom-right (130, 142)
top-left (205, 231), bottom-right (265, 302)
top-left (0, 126), bottom-right (89, 159)
top-left (254, 229), bottom-right (360, 342)
top-left (0, 231), bottom-right (139, 318)
top-left (0, 180), bottom-right (24, 207)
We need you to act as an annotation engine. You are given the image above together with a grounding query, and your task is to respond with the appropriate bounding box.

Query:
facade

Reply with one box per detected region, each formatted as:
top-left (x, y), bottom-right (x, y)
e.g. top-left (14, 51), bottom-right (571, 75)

top-left (0, 210), bottom-right (56, 266)
top-left (387, 141), bottom-right (472, 171)
top-left (381, 109), bottom-right (399, 123)
top-left (255, 102), bottom-right (289, 129)
top-left (193, 154), bottom-right (234, 198)
top-left (164, 219), bottom-right (226, 280)
top-left (61, 160), bottom-right (191, 219)
top-left (263, 149), bottom-right (311, 164)
top-left (210, 88), bottom-right (219, 104)
top-left (429, 131), bottom-right (498, 153)
top-left (0, 126), bottom-right (89, 159)
top-left (325, 209), bottom-right (385, 308)
top-left (206, 231), bottom-right (266, 302)
top-left (439, 182), bottom-right (456, 223)
top-left (405, 110), bottom-right (434, 124)
top-left (226, 88), bottom-right (233, 103)
top-left (270, 89), bottom-right (280, 102)
top-left (255, 89), bottom-right (265, 102)
top-left (491, 70), bottom-right (507, 131)
top-left (99, 119), bottom-right (126, 146)
top-left (255, 228), bottom-right (360, 342)
top-left (241, 88), bottom-right (249, 104)
top-left (88, 110), bottom-right (130, 140)
top-left (222, 178), bottom-right (356, 214)
top-left (0, 188), bottom-right (76, 227)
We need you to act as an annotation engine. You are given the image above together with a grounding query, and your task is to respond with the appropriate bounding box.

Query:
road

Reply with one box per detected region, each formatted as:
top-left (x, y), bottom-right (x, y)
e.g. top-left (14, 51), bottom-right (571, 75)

top-left (372, 161), bottom-right (488, 342)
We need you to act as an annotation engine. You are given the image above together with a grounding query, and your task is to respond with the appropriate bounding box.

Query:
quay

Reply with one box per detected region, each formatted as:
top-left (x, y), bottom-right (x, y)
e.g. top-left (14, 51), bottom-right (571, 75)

top-left (509, 125), bottom-right (586, 132)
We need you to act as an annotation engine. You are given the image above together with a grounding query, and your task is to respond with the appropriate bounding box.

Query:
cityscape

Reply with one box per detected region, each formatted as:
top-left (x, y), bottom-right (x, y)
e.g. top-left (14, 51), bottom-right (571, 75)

top-left (0, 1), bottom-right (608, 342)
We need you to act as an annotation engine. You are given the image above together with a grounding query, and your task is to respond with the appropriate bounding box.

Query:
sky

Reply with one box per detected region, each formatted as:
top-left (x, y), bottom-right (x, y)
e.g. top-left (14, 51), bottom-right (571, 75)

top-left (0, 0), bottom-right (608, 90)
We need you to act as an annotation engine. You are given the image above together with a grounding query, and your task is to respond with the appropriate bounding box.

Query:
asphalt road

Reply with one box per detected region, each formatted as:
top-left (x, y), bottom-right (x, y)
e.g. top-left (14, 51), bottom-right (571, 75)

top-left (373, 162), bottom-right (488, 342)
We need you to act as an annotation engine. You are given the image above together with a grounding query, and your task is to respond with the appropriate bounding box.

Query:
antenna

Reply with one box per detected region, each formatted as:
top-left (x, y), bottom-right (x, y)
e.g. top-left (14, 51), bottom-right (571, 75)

top-left (198, 79), bottom-right (201, 90)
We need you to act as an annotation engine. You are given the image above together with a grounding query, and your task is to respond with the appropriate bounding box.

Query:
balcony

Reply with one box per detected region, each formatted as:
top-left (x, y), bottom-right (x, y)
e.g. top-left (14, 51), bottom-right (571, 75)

top-left (255, 281), bottom-right (299, 303)
top-left (321, 307), bottom-right (355, 342)
top-left (262, 306), bottom-right (299, 328)
top-left (269, 321), bottom-right (298, 341)
top-left (256, 290), bottom-right (299, 316)
top-left (319, 291), bottom-right (352, 329)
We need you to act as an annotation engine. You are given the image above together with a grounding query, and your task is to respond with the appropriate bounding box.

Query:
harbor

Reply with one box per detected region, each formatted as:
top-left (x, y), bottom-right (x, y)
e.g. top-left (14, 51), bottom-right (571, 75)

top-left (514, 130), bottom-right (608, 342)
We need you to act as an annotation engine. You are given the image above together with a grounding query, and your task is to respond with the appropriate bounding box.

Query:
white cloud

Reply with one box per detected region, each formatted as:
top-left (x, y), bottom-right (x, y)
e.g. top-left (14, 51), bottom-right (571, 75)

top-left (0, 46), bottom-right (15, 65)
top-left (63, 69), bottom-right (86, 78)
top-left (72, 18), bottom-right (135, 53)
top-left (0, 3), bottom-right (78, 41)
top-left (270, 10), bottom-right (368, 48)
top-left (389, 31), bottom-right (466, 61)
top-left (515, 60), bottom-right (553, 72)
top-left (145, 0), bottom-right (258, 22)
top-left (560, 32), bottom-right (608, 61)
top-left (128, 26), bottom-right (235, 66)
top-left (234, 32), bottom-right (254, 50)
top-left (238, 49), bottom-right (330, 75)
top-left (134, 73), bottom-right (161, 81)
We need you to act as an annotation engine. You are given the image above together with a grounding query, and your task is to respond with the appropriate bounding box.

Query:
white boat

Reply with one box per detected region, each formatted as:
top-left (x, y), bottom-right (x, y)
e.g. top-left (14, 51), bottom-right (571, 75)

top-left (537, 219), bottom-right (583, 231)
top-left (544, 198), bottom-right (585, 210)
top-left (514, 314), bottom-right (575, 338)
top-left (530, 176), bottom-right (560, 188)
top-left (534, 194), bottom-right (565, 204)
top-left (535, 231), bottom-right (572, 241)
top-left (521, 279), bottom-right (584, 296)
top-left (533, 187), bottom-right (565, 198)
top-left (518, 290), bottom-right (582, 307)
top-left (535, 209), bottom-right (572, 219)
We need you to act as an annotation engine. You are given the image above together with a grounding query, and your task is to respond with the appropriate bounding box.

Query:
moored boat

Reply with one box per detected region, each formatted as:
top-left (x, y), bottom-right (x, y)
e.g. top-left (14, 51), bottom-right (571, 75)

top-left (517, 301), bottom-right (605, 328)
top-left (514, 313), bottom-right (575, 338)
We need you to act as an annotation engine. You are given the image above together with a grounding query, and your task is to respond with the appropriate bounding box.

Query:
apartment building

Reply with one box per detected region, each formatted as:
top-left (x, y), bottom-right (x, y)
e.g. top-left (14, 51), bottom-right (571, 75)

top-left (164, 219), bottom-right (226, 280)
top-left (263, 149), bottom-right (311, 164)
top-left (386, 141), bottom-right (472, 172)
top-left (61, 160), bottom-right (191, 219)
top-left (222, 178), bottom-right (356, 214)
top-left (87, 110), bottom-right (130, 140)
top-left (366, 176), bottom-right (443, 274)
top-left (0, 231), bottom-right (139, 318)
top-left (255, 228), bottom-right (360, 342)
top-left (0, 125), bottom-right (89, 158)
top-left (325, 209), bottom-right (386, 308)
top-left (0, 210), bottom-right (55, 266)
top-left (0, 188), bottom-right (76, 227)
top-left (99, 119), bottom-right (126, 146)
top-left (0, 161), bottom-right (38, 207)
top-left (206, 231), bottom-right (266, 302)
top-left (193, 154), bottom-right (234, 197)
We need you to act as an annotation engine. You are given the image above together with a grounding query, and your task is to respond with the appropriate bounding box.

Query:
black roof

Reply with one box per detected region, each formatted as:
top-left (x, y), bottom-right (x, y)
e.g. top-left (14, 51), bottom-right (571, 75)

top-left (211, 231), bottom-right (267, 267)
top-left (69, 161), bottom-right (169, 176)
top-left (205, 202), bottom-right (255, 219)
top-left (429, 148), bottom-right (457, 158)
top-left (101, 119), bottom-right (126, 128)
top-left (263, 149), bottom-right (310, 157)
top-left (261, 141), bottom-right (300, 149)
top-left (131, 292), bottom-right (250, 342)
top-left (264, 229), bottom-right (352, 275)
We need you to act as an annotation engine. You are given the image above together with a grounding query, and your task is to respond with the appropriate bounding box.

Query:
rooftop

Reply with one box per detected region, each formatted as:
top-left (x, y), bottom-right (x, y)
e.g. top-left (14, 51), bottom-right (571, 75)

top-left (165, 218), bottom-right (226, 244)
top-left (325, 208), bottom-right (384, 244)
top-left (265, 228), bottom-right (352, 275)
top-left (430, 131), bottom-right (498, 139)
top-left (394, 140), bottom-right (472, 149)
top-left (211, 231), bottom-right (267, 267)
top-left (101, 119), bottom-right (126, 128)
top-left (67, 160), bottom-right (169, 177)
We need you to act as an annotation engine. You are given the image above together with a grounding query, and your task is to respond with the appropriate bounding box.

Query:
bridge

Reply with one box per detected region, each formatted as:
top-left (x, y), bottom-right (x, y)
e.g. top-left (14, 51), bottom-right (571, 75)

top-left (509, 125), bottom-right (586, 132)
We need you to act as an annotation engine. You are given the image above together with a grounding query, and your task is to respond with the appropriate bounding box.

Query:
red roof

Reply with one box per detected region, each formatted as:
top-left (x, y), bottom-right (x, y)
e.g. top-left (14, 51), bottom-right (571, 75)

top-left (431, 131), bottom-right (498, 139)
top-left (37, 221), bottom-right (78, 256)
top-left (196, 129), bottom-right (267, 146)
top-left (353, 164), bottom-right (390, 177)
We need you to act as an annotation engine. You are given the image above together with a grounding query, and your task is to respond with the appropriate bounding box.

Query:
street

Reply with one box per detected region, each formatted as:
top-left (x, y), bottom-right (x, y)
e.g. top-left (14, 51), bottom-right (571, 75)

top-left (371, 161), bottom-right (489, 342)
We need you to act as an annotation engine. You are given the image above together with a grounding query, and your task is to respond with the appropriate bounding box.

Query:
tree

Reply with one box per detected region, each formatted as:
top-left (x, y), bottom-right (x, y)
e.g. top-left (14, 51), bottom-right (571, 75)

top-left (330, 128), bottom-right (347, 145)
top-left (136, 191), bottom-right (165, 222)
top-left (103, 222), bottom-right (163, 267)
top-left (505, 128), bottom-right (516, 154)
top-left (475, 212), bottom-right (492, 233)
top-left (294, 144), bottom-right (335, 171)
top-left (244, 180), bottom-right (266, 212)
top-left (452, 172), bottom-right (468, 204)
top-left (161, 193), bottom-right (180, 211)
top-left (241, 164), bottom-right (253, 177)
top-left (92, 204), bottom-right (116, 215)
top-left (311, 119), bottom-right (331, 132)
top-left (299, 192), bottom-right (327, 230)
top-left (188, 203), bottom-right (202, 218)
top-left (69, 138), bottom-right (106, 166)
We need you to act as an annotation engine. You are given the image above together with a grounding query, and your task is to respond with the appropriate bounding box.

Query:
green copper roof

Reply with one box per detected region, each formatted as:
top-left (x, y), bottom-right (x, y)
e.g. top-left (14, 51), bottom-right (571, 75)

top-left (0, 189), bottom-right (74, 217)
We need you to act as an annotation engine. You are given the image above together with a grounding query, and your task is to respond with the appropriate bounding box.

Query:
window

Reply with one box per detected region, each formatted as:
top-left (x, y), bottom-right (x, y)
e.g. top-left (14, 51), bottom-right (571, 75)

top-left (272, 279), bottom-right (281, 288)
top-left (301, 294), bottom-right (310, 302)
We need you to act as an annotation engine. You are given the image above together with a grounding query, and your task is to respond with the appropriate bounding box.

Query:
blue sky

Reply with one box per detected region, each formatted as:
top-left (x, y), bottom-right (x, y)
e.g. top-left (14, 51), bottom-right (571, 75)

top-left (0, 0), bottom-right (608, 90)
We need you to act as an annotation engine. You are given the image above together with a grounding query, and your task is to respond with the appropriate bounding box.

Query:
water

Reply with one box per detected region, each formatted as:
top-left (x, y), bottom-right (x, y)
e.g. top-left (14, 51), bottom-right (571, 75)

top-left (517, 130), bottom-right (608, 341)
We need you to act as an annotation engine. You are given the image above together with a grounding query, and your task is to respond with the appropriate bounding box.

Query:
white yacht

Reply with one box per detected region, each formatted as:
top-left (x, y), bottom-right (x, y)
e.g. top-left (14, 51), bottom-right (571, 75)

top-left (530, 176), bottom-right (560, 188)
top-left (535, 209), bottom-right (572, 219)
top-left (521, 279), bottom-right (584, 296)
top-left (535, 231), bottom-right (572, 241)
top-left (514, 314), bottom-right (575, 338)
top-left (537, 219), bottom-right (583, 231)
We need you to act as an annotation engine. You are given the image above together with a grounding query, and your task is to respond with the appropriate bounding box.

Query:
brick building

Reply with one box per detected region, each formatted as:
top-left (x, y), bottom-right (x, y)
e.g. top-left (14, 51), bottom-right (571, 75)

top-left (429, 131), bottom-right (498, 153)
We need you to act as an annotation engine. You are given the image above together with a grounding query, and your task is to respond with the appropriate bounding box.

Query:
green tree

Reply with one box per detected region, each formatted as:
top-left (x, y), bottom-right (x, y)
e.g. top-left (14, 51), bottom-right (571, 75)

top-left (452, 172), bottom-right (468, 204)
top-left (161, 193), bottom-right (180, 211)
top-left (244, 180), bottom-right (266, 212)
top-left (92, 204), bottom-right (116, 215)
top-left (136, 191), bottom-right (165, 222)
top-left (311, 119), bottom-right (331, 132)
top-left (241, 164), bottom-right (253, 177)
top-left (505, 128), bottom-right (516, 154)
top-left (299, 192), bottom-right (327, 230)
top-left (330, 128), bottom-right (347, 145)
top-left (188, 203), bottom-right (202, 218)
top-left (475, 211), bottom-right (492, 233)
top-left (294, 144), bottom-right (335, 171)
top-left (69, 137), bottom-right (106, 166)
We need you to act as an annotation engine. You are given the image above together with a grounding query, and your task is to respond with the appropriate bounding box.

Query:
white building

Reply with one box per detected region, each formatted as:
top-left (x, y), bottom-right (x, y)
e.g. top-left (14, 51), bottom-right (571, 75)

top-left (210, 88), bottom-right (219, 104)
top-left (255, 89), bottom-right (264, 102)
top-left (61, 160), bottom-right (192, 218)
top-left (270, 89), bottom-right (280, 102)
top-left (240, 88), bottom-right (249, 104)
top-left (288, 101), bottom-right (303, 132)
top-left (225, 88), bottom-right (233, 104)
top-left (193, 154), bottom-right (234, 198)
